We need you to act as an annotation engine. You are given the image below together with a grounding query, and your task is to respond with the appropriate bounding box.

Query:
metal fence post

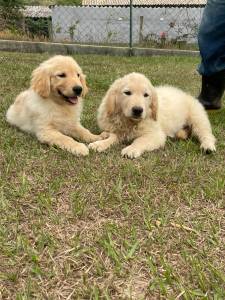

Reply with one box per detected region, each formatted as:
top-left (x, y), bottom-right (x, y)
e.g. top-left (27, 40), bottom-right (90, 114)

top-left (129, 0), bottom-right (133, 55)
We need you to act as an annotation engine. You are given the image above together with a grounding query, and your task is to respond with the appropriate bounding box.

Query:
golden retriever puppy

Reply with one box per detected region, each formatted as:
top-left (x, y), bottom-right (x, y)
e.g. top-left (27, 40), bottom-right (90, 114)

top-left (6, 55), bottom-right (103, 156)
top-left (89, 72), bottom-right (216, 158)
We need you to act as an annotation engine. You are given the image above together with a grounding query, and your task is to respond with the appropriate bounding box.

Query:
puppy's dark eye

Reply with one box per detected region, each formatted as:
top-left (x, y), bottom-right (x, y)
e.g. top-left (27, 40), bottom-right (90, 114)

top-left (77, 73), bottom-right (80, 77)
top-left (144, 93), bottom-right (149, 97)
top-left (124, 91), bottom-right (132, 96)
top-left (57, 73), bottom-right (66, 78)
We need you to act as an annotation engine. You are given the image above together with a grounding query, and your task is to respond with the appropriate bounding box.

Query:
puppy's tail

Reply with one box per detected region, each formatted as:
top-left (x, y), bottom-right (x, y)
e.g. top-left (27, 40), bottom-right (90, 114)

top-left (188, 98), bottom-right (216, 153)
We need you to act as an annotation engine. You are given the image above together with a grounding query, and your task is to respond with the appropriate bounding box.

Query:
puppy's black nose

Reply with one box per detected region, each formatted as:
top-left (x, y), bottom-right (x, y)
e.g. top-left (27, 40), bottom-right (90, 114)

top-left (132, 106), bottom-right (143, 117)
top-left (73, 85), bottom-right (82, 96)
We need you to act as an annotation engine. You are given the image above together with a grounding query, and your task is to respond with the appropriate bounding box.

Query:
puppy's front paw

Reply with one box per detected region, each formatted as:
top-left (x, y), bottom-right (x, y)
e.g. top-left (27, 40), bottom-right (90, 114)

top-left (88, 140), bottom-right (108, 152)
top-left (71, 143), bottom-right (89, 156)
top-left (200, 140), bottom-right (216, 154)
top-left (121, 146), bottom-right (142, 158)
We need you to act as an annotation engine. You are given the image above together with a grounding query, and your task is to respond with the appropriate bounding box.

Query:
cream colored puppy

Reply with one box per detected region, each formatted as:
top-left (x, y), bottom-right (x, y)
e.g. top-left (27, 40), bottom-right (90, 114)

top-left (89, 72), bottom-right (216, 158)
top-left (6, 55), bottom-right (103, 156)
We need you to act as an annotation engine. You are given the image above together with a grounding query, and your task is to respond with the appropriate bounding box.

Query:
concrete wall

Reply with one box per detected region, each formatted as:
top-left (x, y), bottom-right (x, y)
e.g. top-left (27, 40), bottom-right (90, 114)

top-left (0, 40), bottom-right (200, 57)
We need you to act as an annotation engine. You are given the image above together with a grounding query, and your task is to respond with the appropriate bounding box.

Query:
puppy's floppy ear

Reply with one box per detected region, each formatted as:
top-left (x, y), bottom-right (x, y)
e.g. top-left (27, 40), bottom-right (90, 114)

top-left (149, 85), bottom-right (158, 121)
top-left (80, 73), bottom-right (88, 98)
top-left (31, 65), bottom-right (50, 98)
top-left (104, 85), bottom-right (118, 116)
top-left (104, 78), bottom-right (122, 116)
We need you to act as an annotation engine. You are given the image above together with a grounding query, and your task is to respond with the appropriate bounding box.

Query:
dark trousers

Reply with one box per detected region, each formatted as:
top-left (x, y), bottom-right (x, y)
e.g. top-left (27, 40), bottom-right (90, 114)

top-left (198, 0), bottom-right (225, 76)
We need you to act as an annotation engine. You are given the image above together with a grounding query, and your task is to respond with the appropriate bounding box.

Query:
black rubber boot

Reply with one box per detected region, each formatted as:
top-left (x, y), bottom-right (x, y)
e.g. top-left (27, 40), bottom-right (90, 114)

top-left (198, 70), bottom-right (225, 110)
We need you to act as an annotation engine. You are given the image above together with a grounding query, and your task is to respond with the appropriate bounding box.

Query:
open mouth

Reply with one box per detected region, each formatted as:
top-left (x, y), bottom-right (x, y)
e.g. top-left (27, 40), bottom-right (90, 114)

top-left (58, 90), bottom-right (79, 105)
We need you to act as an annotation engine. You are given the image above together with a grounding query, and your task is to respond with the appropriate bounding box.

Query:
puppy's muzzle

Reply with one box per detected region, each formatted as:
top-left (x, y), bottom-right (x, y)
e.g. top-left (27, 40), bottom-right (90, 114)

top-left (73, 85), bottom-right (82, 96)
top-left (132, 106), bottom-right (143, 118)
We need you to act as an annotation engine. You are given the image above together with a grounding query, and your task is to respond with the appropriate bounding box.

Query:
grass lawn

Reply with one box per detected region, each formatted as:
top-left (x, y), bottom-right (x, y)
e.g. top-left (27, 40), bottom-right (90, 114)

top-left (0, 51), bottom-right (225, 300)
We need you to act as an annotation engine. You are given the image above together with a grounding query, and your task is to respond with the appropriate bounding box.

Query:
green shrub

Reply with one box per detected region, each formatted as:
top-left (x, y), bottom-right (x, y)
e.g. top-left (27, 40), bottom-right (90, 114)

top-left (0, 0), bottom-right (24, 31)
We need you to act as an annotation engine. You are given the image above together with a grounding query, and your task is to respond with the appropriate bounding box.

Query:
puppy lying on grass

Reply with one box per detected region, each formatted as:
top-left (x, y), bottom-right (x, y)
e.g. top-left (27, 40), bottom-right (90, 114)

top-left (7, 55), bottom-right (103, 156)
top-left (89, 72), bottom-right (216, 158)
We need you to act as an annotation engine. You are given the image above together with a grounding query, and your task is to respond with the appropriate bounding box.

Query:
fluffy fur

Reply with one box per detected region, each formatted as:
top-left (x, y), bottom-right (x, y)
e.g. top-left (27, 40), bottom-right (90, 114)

top-left (6, 55), bottom-right (103, 156)
top-left (89, 72), bottom-right (216, 158)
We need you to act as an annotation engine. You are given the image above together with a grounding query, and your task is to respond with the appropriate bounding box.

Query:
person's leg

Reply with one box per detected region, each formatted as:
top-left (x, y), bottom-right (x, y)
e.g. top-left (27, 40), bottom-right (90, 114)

top-left (198, 0), bottom-right (225, 109)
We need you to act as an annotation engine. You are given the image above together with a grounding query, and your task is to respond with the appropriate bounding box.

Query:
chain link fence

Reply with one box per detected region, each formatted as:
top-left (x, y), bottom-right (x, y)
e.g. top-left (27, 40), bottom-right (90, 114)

top-left (0, 1), bottom-right (206, 50)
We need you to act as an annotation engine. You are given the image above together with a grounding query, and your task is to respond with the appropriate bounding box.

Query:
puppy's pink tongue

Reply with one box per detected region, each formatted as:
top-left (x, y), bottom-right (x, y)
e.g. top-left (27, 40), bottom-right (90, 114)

top-left (69, 96), bottom-right (78, 104)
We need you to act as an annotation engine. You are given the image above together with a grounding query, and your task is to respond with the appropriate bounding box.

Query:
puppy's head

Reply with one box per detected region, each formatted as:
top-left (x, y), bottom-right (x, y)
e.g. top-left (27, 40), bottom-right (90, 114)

top-left (105, 72), bottom-right (158, 121)
top-left (31, 55), bottom-right (88, 105)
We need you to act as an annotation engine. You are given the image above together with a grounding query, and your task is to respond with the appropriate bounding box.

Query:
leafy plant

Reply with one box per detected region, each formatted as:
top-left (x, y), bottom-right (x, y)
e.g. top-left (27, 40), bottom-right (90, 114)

top-left (0, 0), bottom-right (24, 31)
top-left (68, 20), bottom-right (79, 40)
